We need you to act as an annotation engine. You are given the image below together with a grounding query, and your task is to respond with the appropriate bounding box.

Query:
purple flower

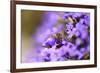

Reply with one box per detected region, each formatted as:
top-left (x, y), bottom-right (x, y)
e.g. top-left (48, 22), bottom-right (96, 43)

top-left (66, 22), bottom-right (73, 30)
top-left (75, 38), bottom-right (82, 46)
top-left (72, 12), bottom-right (83, 18)
top-left (42, 37), bottom-right (56, 48)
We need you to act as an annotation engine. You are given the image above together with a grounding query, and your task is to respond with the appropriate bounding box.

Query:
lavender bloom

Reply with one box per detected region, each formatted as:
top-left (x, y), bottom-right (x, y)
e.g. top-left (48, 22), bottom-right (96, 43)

top-left (31, 12), bottom-right (90, 62)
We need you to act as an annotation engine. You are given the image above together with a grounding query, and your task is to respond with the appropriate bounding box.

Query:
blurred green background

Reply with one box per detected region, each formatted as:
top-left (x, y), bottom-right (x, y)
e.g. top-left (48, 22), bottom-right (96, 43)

top-left (21, 10), bottom-right (44, 62)
top-left (21, 10), bottom-right (44, 36)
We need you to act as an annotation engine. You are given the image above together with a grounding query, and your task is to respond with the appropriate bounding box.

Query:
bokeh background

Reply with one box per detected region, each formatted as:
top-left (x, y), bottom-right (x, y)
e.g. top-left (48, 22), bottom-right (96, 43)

top-left (21, 10), bottom-right (44, 62)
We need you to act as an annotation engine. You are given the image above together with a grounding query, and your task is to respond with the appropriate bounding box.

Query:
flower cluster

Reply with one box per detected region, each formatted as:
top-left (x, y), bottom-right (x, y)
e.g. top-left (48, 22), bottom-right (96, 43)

top-left (33, 12), bottom-right (90, 62)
